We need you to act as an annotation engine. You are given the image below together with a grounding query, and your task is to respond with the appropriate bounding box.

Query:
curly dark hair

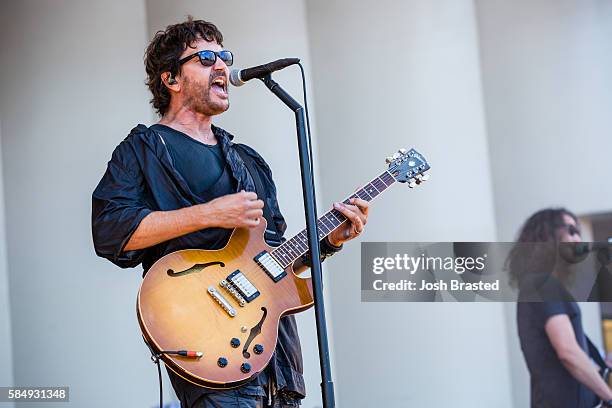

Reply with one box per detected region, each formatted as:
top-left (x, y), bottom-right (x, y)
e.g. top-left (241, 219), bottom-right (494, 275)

top-left (144, 17), bottom-right (224, 116)
top-left (515, 208), bottom-right (577, 244)
top-left (507, 208), bottom-right (577, 287)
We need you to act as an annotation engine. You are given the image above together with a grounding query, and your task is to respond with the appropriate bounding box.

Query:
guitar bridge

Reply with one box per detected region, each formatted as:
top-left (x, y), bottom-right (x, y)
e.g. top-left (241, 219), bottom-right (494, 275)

top-left (220, 279), bottom-right (246, 307)
top-left (207, 286), bottom-right (236, 317)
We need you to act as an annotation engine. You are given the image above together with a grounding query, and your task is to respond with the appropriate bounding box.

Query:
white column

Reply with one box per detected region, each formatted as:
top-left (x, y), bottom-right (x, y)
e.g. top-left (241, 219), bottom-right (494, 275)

top-left (305, 1), bottom-right (510, 407)
top-left (0, 1), bottom-right (157, 407)
top-left (476, 1), bottom-right (612, 405)
top-left (0, 121), bottom-right (14, 408)
top-left (477, 0), bottom-right (612, 241)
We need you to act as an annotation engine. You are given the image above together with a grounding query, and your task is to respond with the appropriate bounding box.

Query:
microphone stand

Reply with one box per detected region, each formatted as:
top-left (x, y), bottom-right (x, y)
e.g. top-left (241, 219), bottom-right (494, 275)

top-left (259, 74), bottom-right (336, 408)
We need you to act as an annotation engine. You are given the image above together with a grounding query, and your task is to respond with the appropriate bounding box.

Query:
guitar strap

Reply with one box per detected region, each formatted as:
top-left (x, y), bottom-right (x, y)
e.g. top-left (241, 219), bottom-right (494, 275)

top-left (234, 144), bottom-right (283, 245)
top-left (586, 335), bottom-right (610, 382)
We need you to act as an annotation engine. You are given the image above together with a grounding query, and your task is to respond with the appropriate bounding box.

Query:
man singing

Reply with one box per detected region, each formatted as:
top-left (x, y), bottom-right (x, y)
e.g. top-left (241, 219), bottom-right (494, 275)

top-left (91, 17), bottom-right (368, 408)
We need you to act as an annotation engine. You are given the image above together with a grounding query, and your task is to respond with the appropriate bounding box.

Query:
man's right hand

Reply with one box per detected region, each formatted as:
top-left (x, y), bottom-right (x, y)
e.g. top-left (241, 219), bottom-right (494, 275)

top-left (124, 191), bottom-right (265, 252)
top-left (201, 191), bottom-right (264, 229)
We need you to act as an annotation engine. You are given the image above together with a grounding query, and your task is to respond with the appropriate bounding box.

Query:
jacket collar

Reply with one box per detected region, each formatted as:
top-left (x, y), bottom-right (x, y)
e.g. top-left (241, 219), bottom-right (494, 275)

top-left (211, 124), bottom-right (234, 141)
top-left (131, 123), bottom-right (254, 201)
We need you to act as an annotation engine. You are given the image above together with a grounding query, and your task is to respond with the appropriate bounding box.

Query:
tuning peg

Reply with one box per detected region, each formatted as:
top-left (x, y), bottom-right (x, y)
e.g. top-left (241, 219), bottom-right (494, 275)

top-left (415, 174), bottom-right (430, 184)
top-left (408, 179), bottom-right (417, 188)
top-left (413, 174), bottom-right (430, 186)
top-left (398, 148), bottom-right (408, 154)
top-left (392, 152), bottom-right (400, 159)
top-left (385, 156), bottom-right (394, 164)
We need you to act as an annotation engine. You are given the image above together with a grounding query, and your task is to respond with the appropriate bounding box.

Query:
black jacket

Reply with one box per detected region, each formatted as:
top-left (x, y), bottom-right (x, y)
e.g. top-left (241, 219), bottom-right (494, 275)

top-left (92, 124), bottom-right (306, 400)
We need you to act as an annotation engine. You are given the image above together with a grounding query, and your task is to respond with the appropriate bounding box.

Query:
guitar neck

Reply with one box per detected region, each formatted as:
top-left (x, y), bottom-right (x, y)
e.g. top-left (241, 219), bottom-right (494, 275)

top-left (270, 170), bottom-right (397, 268)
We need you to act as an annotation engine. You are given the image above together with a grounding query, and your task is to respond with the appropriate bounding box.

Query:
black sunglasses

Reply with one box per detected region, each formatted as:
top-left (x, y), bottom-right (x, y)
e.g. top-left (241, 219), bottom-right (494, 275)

top-left (178, 50), bottom-right (233, 67)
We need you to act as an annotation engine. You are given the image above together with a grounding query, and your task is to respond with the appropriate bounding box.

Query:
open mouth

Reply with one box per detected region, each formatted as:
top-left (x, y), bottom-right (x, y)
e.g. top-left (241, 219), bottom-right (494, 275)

top-left (211, 76), bottom-right (228, 97)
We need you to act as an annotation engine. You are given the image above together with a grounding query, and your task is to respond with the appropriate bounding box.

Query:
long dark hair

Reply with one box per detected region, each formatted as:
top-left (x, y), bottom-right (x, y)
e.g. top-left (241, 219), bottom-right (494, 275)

top-left (507, 208), bottom-right (577, 287)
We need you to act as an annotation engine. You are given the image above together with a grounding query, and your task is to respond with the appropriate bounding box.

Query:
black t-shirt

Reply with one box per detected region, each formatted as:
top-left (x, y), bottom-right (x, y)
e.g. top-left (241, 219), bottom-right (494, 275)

top-left (150, 124), bottom-right (234, 200)
top-left (518, 279), bottom-right (598, 408)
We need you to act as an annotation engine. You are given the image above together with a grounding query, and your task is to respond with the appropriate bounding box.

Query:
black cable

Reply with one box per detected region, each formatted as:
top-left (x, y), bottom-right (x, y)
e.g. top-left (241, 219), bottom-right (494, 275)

top-left (144, 338), bottom-right (163, 408)
top-left (144, 343), bottom-right (204, 407)
top-left (155, 355), bottom-right (163, 408)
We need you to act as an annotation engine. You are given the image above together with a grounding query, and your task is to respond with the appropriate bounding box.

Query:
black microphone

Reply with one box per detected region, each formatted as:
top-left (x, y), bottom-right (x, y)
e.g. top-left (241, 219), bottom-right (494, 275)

top-left (229, 58), bottom-right (300, 87)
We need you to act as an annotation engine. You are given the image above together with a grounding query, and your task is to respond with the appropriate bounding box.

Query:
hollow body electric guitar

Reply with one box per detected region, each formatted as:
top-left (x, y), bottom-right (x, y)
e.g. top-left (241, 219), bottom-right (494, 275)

top-left (137, 148), bottom-right (431, 389)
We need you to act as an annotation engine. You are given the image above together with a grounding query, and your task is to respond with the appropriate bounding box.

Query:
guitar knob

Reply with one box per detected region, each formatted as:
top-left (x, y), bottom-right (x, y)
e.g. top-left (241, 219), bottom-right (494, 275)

top-left (230, 338), bottom-right (241, 348)
top-left (253, 344), bottom-right (264, 355)
top-left (240, 362), bottom-right (252, 373)
top-left (217, 357), bottom-right (228, 368)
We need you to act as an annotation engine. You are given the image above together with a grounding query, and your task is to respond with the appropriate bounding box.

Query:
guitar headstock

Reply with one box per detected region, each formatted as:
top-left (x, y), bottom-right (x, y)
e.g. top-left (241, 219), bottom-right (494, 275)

top-left (386, 148), bottom-right (431, 188)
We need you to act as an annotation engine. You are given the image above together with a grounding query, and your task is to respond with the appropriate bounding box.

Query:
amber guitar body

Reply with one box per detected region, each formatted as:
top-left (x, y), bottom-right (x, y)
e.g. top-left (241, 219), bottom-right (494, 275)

top-left (137, 220), bottom-right (314, 389)
top-left (137, 147), bottom-right (430, 389)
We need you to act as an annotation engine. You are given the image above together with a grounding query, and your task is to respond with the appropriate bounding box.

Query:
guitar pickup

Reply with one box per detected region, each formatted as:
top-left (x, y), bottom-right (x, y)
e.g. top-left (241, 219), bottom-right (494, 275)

top-left (254, 251), bottom-right (286, 282)
top-left (226, 270), bottom-right (260, 303)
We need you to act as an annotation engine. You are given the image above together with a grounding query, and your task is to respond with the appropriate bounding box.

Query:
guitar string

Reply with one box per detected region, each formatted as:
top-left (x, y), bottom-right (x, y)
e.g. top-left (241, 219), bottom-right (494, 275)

top-left (270, 169), bottom-right (399, 268)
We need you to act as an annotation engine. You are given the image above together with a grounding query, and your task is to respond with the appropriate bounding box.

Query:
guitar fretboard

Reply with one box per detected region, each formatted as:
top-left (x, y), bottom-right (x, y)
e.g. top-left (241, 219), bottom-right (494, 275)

top-left (270, 170), bottom-right (397, 268)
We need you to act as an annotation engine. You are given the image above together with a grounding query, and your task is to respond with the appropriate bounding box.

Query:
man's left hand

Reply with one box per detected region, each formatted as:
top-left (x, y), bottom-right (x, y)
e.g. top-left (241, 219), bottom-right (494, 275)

top-left (327, 198), bottom-right (369, 247)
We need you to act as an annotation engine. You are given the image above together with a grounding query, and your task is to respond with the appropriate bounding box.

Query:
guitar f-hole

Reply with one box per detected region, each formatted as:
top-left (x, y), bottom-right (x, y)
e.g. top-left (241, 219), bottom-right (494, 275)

top-left (167, 261), bottom-right (225, 277)
top-left (242, 307), bottom-right (267, 358)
